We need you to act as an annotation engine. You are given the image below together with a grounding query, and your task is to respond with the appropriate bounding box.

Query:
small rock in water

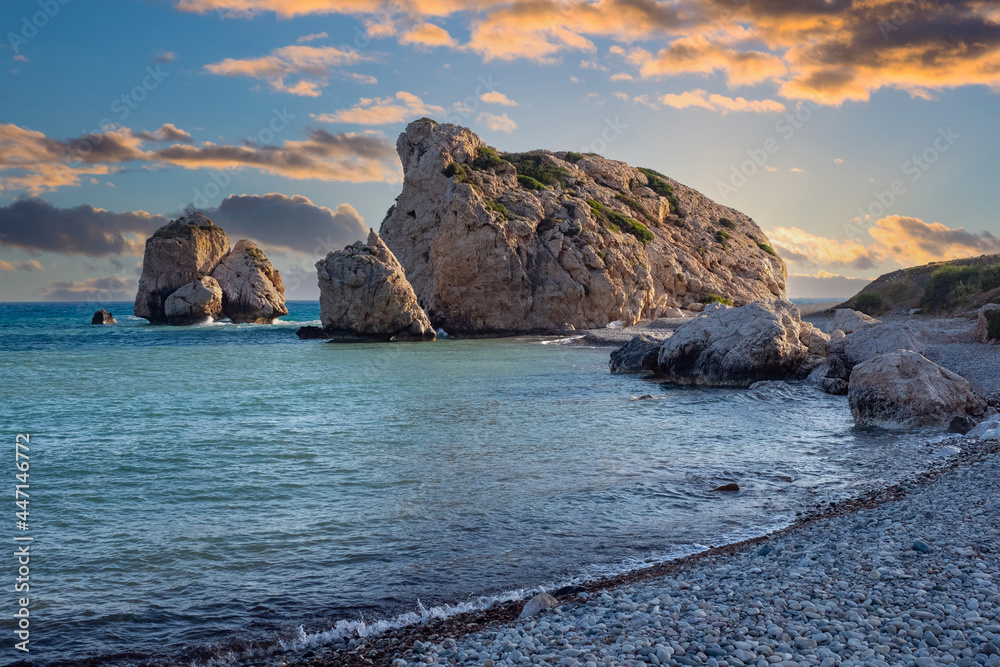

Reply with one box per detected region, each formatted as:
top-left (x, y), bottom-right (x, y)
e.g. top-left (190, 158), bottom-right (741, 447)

top-left (91, 308), bottom-right (115, 325)
top-left (638, 394), bottom-right (656, 400)
top-left (520, 592), bottom-right (559, 619)
top-left (710, 482), bottom-right (741, 492)
top-left (296, 326), bottom-right (331, 340)
top-left (912, 540), bottom-right (931, 553)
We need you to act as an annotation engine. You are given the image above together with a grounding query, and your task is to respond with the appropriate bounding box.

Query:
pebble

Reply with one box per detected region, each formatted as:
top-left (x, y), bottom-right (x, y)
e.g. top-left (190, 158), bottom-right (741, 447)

top-left (377, 444), bottom-right (1000, 667)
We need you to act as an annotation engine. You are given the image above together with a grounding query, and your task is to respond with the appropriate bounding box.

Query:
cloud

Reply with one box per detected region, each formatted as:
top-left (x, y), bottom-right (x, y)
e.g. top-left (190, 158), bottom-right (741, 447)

top-left (610, 72), bottom-right (634, 81)
top-left (39, 276), bottom-right (136, 302)
top-left (297, 32), bottom-right (328, 43)
top-left (770, 216), bottom-right (1000, 271)
top-left (175, 0), bottom-right (1000, 106)
top-left (476, 112), bottom-right (517, 133)
top-left (0, 259), bottom-right (43, 272)
top-left (790, 167), bottom-right (805, 173)
top-left (204, 45), bottom-right (375, 96)
top-left (0, 199), bottom-right (165, 256)
top-left (153, 51), bottom-right (177, 63)
top-left (833, 158), bottom-right (844, 165)
top-left (0, 122), bottom-right (402, 194)
top-left (200, 193), bottom-right (367, 254)
top-left (661, 89), bottom-right (785, 114)
top-left (399, 23), bottom-right (459, 49)
top-left (311, 91), bottom-right (445, 125)
top-left (480, 91), bottom-right (517, 106)
top-left (786, 271), bottom-right (873, 300)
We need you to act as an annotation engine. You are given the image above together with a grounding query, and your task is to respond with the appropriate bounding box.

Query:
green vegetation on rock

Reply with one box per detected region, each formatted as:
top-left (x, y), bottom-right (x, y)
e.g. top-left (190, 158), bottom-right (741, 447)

top-left (502, 152), bottom-right (572, 187)
top-left (473, 146), bottom-right (504, 170)
top-left (756, 241), bottom-right (777, 256)
top-left (637, 167), bottom-right (682, 216)
top-left (587, 199), bottom-right (654, 245)
top-left (703, 293), bottom-right (734, 306)
top-left (564, 151), bottom-right (585, 164)
top-left (719, 217), bottom-right (735, 228)
top-left (517, 175), bottom-right (547, 191)
top-left (487, 200), bottom-right (511, 220)
top-left (924, 262), bottom-right (1000, 311)
top-left (152, 219), bottom-right (216, 240)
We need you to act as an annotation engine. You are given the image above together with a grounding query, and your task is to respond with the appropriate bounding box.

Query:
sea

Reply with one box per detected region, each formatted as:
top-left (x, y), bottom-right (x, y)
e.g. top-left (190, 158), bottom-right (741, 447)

top-left (0, 300), bottom-right (946, 665)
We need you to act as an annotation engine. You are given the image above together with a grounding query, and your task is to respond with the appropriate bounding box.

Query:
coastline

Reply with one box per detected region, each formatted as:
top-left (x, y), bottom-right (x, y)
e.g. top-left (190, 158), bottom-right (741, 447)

top-left (277, 434), bottom-right (1000, 667)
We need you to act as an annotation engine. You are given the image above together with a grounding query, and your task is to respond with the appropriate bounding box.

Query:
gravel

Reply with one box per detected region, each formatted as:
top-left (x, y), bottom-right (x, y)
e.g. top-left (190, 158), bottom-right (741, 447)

top-left (385, 437), bottom-right (1000, 667)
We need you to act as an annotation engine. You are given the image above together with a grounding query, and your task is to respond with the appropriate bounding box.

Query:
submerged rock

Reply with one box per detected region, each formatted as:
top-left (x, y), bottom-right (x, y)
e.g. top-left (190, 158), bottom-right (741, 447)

top-left (710, 482), bottom-right (741, 492)
top-left (654, 299), bottom-right (826, 387)
top-left (91, 308), bottom-right (115, 325)
top-left (211, 239), bottom-right (288, 324)
top-left (378, 120), bottom-right (786, 334)
top-left (848, 350), bottom-right (986, 428)
top-left (163, 276), bottom-right (223, 325)
top-left (316, 229), bottom-right (435, 341)
top-left (134, 213), bottom-right (230, 323)
top-left (296, 326), bottom-right (331, 340)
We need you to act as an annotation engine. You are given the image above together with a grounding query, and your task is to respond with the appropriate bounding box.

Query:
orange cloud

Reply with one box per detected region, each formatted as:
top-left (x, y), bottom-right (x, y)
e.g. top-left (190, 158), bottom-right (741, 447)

top-left (204, 45), bottom-right (375, 96)
top-left (0, 259), bottom-right (43, 272)
top-left (311, 91), bottom-right (446, 125)
top-left (399, 23), bottom-right (458, 48)
top-left (661, 89), bottom-right (785, 114)
top-left (476, 112), bottom-right (517, 133)
top-left (480, 91), bottom-right (517, 106)
top-left (625, 39), bottom-right (787, 86)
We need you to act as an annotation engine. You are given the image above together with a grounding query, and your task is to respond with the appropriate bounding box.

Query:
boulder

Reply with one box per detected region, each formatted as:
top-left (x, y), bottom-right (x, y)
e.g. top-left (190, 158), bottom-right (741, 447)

top-left (810, 354), bottom-right (850, 395)
top-left (211, 239), bottom-right (288, 324)
top-left (966, 414), bottom-right (1000, 440)
top-left (834, 308), bottom-right (878, 334)
top-left (610, 334), bottom-right (663, 374)
top-left (655, 299), bottom-right (825, 387)
top-left (837, 323), bottom-right (925, 367)
top-left (848, 350), bottom-right (986, 428)
top-left (687, 303), bottom-right (705, 313)
top-left (134, 212), bottom-right (230, 323)
top-left (163, 277), bottom-right (224, 325)
top-left (663, 307), bottom-right (686, 319)
top-left (296, 326), bottom-right (331, 340)
top-left (91, 308), bottom-right (115, 325)
top-left (974, 303), bottom-right (1000, 344)
top-left (519, 592), bottom-right (559, 619)
top-left (316, 229), bottom-right (435, 341)
top-left (378, 120), bottom-right (786, 334)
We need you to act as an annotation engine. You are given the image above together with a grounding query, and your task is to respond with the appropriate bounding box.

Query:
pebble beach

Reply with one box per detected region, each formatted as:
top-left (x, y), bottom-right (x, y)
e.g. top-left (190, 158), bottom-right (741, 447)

top-left (292, 434), bottom-right (1000, 667)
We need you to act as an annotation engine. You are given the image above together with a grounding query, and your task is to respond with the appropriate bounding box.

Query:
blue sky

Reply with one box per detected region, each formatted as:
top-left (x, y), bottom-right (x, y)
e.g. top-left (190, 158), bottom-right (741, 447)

top-left (2, 0), bottom-right (1000, 301)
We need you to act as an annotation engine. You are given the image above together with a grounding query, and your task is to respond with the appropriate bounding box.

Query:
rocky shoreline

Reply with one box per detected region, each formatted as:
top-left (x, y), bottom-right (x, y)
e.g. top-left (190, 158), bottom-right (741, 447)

top-left (273, 433), bottom-right (1000, 667)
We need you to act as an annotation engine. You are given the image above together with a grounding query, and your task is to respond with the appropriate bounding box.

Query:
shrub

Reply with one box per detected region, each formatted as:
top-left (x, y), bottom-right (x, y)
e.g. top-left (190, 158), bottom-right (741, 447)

top-left (153, 219), bottom-right (216, 239)
top-left (924, 264), bottom-right (983, 310)
top-left (502, 152), bottom-right (572, 187)
top-left (719, 217), bottom-right (735, 228)
top-left (637, 167), bottom-right (682, 216)
top-left (443, 162), bottom-right (468, 181)
top-left (986, 309), bottom-right (1000, 340)
top-left (473, 146), bottom-right (504, 170)
top-left (245, 244), bottom-right (266, 264)
top-left (487, 200), bottom-right (510, 220)
top-left (716, 230), bottom-right (731, 242)
top-left (756, 241), bottom-right (778, 256)
top-left (415, 117), bottom-right (437, 125)
top-left (587, 199), bottom-right (654, 244)
top-left (614, 193), bottom-right (646, 217)
top-left (597, 249), bottom-right (608, 261)
top-left (852, 292), bottom-right (885, 316)
top-left (564, 151), bottom-right (585, 164)
top-left (517, 175), bottom-right (547, 191)
top-left (703, 293), bottom-right (734, 306)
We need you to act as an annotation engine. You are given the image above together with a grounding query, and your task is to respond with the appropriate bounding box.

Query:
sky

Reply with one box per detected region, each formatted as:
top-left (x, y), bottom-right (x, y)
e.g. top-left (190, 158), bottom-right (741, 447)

top-left (2, 0), bottom-right (1000, 302)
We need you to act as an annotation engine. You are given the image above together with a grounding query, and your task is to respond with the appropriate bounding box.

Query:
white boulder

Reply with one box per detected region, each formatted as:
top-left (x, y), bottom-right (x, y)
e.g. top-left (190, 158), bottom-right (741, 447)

top-left (163, 277), bottom-right (223, 325)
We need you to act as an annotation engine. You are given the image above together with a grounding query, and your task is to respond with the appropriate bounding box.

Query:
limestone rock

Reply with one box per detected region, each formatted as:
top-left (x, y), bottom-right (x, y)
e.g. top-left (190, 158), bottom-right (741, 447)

top-left (134, 213), bottom-right (230, 323)
top-left (610, 334), bottom-right (663, 374)
top-left (966, 414), bottom-right (1000, 440)
top-left (837, 323), bottom-right (925, 367)
top-left (163, 277), bottom-right (223, 325)
top-left (663, 307), bottom-right (686, 318)
top-left (211, 239), bottom-right (288, 324)
top-left (687, 303), bottom-right (705, 313)
top-left (848, 350), bottom-right (986, 428)
top-left (316, 229), bottom-right (435, 341)
top-left (974, 303), bottom-right (1000, 344)
top-left (91, 308), bottom-right (115, 325)
top-left (378, 120), bottom-right (786, 334)
top-left (834, 308), bottom-right (878, 334)
top-left (519, 592), bottom-right (559, 619)
top-left (655, 299), bottom-right (824, 387)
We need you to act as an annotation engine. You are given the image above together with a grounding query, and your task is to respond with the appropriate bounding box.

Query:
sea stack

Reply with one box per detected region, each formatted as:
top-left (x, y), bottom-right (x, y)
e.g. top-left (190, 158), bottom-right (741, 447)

top-left (316, 229), bottom-right (435, 341)
top-left (133, 213), bottom-right (287, 325)
top-left (377, 119), bottom-right (786, 334)
top-left (91, 308), bottom-right (115, 325)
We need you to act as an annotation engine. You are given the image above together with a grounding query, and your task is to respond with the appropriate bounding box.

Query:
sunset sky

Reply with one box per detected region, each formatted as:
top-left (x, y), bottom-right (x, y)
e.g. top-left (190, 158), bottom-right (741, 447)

top-left (2, 0), bottom-right (1000, 301)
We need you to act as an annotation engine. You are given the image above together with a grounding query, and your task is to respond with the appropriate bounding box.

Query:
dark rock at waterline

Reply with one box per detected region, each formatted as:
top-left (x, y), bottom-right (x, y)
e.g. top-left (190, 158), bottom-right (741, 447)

top-left (552, 585), bottom-right (587, 596)
top-left (610, 335), bottom-right (662, 374)
top-left (91, 308), bottom-right (115, 325)
top-left (296, 326), bottom-right (331, 340)
top-left (948, 415), bottom-right (978, 435)
top-left (710, 482), bottom-right (741, 492)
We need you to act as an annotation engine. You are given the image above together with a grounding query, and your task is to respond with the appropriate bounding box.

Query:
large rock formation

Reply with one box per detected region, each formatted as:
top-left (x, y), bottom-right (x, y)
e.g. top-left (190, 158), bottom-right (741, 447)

top-left (163, 277), bottom-right (224, 325)
top-left (134, 213), bottom-right (287, 326)
top-left (848, 350), bottom-right (986, 428)
top-left (974, 303), bottom-right (1000, 343)
top-left (134, 213), bottom-right (230, 323)
top-left (609, 334), bottom-right (664, 374)
top-left (211, 240), bottom-right (288, 324)
top-left (378, 120), bottom-right (787, 334)
top-left (811, 320), bottom-right (927, 395)
top-left (316, 229), bottom-right (435, 341)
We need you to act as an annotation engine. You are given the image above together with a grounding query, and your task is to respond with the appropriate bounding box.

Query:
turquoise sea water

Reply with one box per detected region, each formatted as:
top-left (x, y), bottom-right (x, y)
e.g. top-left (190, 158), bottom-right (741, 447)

top-left (0, 301), bottom-right (932, 665)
